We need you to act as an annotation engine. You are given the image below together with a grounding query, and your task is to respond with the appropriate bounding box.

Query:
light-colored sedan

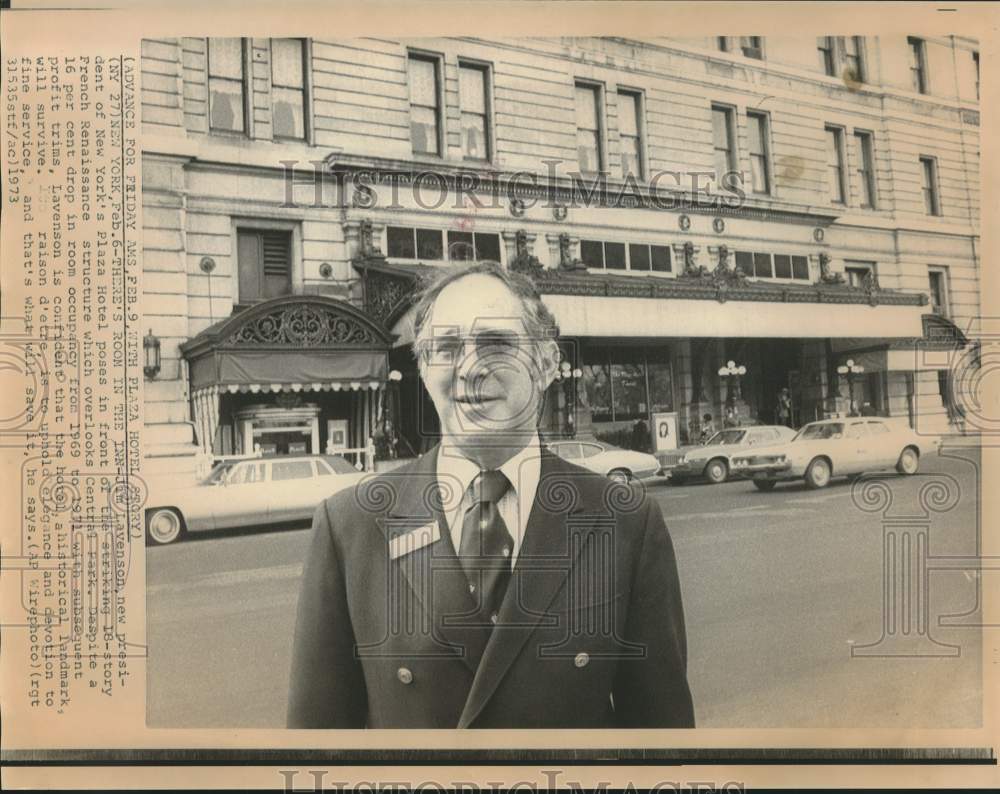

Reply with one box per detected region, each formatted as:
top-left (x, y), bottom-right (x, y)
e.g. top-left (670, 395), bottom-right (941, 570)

top-left (546, 439), bottom-right (661, 484)
top-left (144, 454), bottom-right (366, 545)
top-left (655, 425), bottom-right (797, 485)
top-left (730, 417), bottom-right (934, 491)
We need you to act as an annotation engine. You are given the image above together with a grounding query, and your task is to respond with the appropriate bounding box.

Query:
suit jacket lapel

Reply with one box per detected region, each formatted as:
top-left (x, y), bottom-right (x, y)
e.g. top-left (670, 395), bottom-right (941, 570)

top-left (457, 450), bottom-right (604, 728)
top-left (385, 446), bottom-right (489, 675)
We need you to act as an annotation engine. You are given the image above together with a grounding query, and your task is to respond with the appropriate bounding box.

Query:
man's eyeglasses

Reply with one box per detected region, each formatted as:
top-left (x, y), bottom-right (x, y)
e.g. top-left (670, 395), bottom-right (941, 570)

top-left (416, 331), bottom-right (532, 365)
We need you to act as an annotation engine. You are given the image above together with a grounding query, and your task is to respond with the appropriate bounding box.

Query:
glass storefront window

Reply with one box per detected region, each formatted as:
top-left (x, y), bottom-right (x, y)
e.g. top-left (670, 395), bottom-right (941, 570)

top-left (582, 362), bottom-right (612, 422)
top-left (611, 363), bottom-right (646, 420)
top-left (648, 361), bottom-right (674, 413)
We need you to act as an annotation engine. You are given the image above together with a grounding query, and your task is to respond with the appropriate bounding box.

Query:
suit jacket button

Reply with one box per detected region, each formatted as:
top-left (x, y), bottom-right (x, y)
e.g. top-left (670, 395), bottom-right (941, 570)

top-left (574, 652), bottom-right (590, 668)
top-left (397, 667), bottom-right (413, 685)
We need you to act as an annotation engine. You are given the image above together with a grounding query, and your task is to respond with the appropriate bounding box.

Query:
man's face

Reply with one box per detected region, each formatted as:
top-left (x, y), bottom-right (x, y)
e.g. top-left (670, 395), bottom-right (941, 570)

top-left (417, 273), bottom-right (558, 448)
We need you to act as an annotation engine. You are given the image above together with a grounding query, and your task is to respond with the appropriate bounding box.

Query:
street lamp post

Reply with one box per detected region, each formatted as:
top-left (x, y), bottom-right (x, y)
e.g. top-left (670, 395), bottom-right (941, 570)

top-left (836, 358), bottom-right (865, 416)
top-left (717, 360), bottom-right (747, 427)
top-left (554, 359), bottom-right (583, 437)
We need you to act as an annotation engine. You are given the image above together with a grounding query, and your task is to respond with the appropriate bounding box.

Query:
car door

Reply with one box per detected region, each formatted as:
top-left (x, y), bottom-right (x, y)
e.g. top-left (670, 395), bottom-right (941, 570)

top-left (865, 420), bottom-right (897, 469)
top-left (268, 458), bottom-right (322, 523)
top-left (212, 460), bottom-right (270, 529)
top-left (841, 421), bottom-right (872, 474)
top-left (578, 441), bottom-right (606, 474)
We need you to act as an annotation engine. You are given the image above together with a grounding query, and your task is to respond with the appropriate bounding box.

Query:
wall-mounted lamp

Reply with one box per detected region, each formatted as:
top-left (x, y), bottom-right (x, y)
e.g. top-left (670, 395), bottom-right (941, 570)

top-left (388, 369), bottom-right (402, 382)
top-left (717, 360), bottom-right (747, 406)
top-left (143, 329), bottom-right (161, 379)
top-left (837, 358), bottom-right (865, 415)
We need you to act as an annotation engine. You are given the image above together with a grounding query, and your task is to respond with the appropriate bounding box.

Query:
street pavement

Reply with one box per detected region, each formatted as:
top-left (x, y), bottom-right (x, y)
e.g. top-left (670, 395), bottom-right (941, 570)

top-left (146, 445), bottom-right (982, 729)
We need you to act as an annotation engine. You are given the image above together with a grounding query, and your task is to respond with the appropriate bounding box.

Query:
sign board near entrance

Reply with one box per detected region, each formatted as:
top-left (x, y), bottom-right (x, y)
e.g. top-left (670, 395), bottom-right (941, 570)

top-left (651, 412), bottom-right (679, 453)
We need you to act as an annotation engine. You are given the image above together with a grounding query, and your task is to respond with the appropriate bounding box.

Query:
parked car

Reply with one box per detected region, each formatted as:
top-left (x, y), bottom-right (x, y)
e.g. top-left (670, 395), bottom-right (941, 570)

top-left (655, 425), bottom-right (797, 484)
top-left (144, 454), bottom-right (367, 545)
top-left (730, 418), bottom-right (933, 491)
top-left (546, 439), bottom-right (661, 483)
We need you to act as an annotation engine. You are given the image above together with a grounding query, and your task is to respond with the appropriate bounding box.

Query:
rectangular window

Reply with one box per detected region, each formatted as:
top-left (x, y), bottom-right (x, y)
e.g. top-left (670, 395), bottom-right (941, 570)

top-left (908, 36), bottom-right (928, 94)
top-left (919, 156), bottom-right (941, 216)
top-left (717, 36), bottom-right (730, 52)
top-left (575, 82), bottom-right (603, 172)
top-left (740, 36), bottom-right (763, 59)
top-left (973, 51), bottom-right (980, 99)
top-left (618, 90), bottom-right (643, 179)
top-left (408, 53), bottom-right (441, 155)
top-left (459, 62), bottom-right (491, 161)
top-left (446, 230), bottom-right (501, 261)
top-left (582, 240), bottom-right (671, 273)
top-left (845, 261), bottom-right (876, 288)
top-left (735, 251), bottom-right (810, 280)
top-left (386, 227), bottom-right (445, 260)
top-left (208, 38), bottom-right (246, 133)
top-left (712, 105), bottom-right (736, 190)
top-left (842, 36), bottom-right (864, 82)
top-left (271, 38), bottom-right (307, 140)
top-left (928, 267), bottom-right (949, 316)
top-left (818, 36), bottom-right (836, 75)
top-left (753, 252), bottom-right (773, 278)
top-left (825, 125), bottom-right (846, 203)
top-left (747, 111), bottom-right (771, 195)
top-left (854, 131), bottom-right (877, 208)
top-left (237, 229), bottom-right (292, 302)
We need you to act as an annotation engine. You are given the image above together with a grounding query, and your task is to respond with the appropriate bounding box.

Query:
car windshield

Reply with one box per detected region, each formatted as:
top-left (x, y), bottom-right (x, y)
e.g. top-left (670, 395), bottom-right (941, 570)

top-left (795, 423), bottom-right (845, 441)
top-left (705, 430), bottom-right (745, 446)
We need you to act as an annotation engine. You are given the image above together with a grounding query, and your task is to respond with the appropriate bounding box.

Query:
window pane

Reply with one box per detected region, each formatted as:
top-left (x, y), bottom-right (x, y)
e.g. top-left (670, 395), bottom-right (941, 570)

top-left (577, 129), bottom-right (600, 172)
top-left (750, 156), bottom-right (768, 194)
top-left (748, 113), bottom-right (764, 153)
top-left (474, 233), bottom-right (501, 262)
top-left (582, 362), bottom-right (612, 422)
top-left (459, 65), bottom-right (486, 113)
top-left (753, 252), bottom-right (773, 278)
top-left (580, 240), bottom-right (604, 267)
top-left (410, 106), bottom-right (438, 154)
top-left (618, 92), bottom-right (639, 136)
top-left (271, 39), bottom-right (304, 87)
top-left (818, 36), bottom-right (835, 75)
top-left (611, 362), bottom-right (647, 421)
top-left (648, 362), bottom-right (674, 412)
top-left (409, 56), bottom-right (437, 106)
top-left (792, 255), bottom-right (809, 279)
top-left (651, 245), bottom-right (672, 272)
top-left (272, 86), bottom-right (305, 139)
top-left (208, 38), bottom-right (243, 79)
top-left (629, 244), bottom-right (651, 271)
top-left (604, 242), bottom-right (626, 270)
top-left (387, 227), bottom-right (415, 258)
top-left (210, 79), bottom-right (245, 132)
top-left (712, 107), bottom-right (729, 150)
top-left (272, 460), bottom-right (314, 481)
top-left (621, 136), bottom-right (641, 178)
top-left (773, 254), bottom-right (792, 278)
top-left (461, 112), bottom-right (488, 159)
top-left (416, 229), bottom-right (443, 260)
top-left (735, 250), bottom-right (753, 275)
top-left (447, 231), bottom-right (474, 260)
top-left (575, 84), bottom-right (599, 129)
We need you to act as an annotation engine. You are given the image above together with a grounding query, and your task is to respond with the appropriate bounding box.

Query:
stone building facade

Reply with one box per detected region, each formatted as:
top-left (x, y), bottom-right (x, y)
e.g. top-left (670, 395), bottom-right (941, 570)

top-left (139, 35), bottom-right (980, 474)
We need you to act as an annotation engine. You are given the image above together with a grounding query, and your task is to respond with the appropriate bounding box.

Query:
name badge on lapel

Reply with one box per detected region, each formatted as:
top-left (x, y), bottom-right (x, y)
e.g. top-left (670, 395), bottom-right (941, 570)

top-left (388, 521), bottom-right (441, 560)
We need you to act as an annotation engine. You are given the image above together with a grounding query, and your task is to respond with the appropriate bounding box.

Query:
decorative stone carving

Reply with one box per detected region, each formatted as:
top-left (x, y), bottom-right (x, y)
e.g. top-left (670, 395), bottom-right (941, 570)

top-left (364, 269), bottom-right (413, 327)
top-left (816, 252), bottom-right (845, 285)
top-left (359, 219), bottom-right (382, 257)
top-left (678, 241), bottom-right (709, 278)
top-left (558, 233), bottom-right (587, 271)
top-left (509, 229), bottom-right (544, 276)
top-left (229, 304), bottom-right (380, 346)
top-left (861, 268), bottom-right (881, 306)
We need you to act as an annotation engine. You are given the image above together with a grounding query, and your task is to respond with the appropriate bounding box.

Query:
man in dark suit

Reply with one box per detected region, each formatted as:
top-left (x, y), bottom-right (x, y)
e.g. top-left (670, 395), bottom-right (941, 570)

top-left (287, 261), bottom-right (694, 728)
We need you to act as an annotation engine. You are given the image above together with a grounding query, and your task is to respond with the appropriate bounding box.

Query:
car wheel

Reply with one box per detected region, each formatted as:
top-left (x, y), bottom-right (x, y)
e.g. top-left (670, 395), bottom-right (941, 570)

top-left (804, 457), bottom-right (832, 489)
top-left (753, 479), bottom-right (776, 492)
top-left (703, 458), bottom-right (729, 485)
top-left (608, 468), bottom-right (633, 485)
top-left (146, 508), bottom-right (185, 545)
top-left (896, 446), bottom-right (920, 475)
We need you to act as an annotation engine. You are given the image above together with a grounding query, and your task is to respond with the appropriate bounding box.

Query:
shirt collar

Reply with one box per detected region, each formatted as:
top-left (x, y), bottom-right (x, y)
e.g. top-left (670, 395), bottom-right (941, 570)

top-left (437, 433), bottom-right (542, 504)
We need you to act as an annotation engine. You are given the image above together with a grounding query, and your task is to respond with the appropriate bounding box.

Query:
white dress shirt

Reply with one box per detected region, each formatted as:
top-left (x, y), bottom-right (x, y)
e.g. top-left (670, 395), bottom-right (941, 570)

top-left (436, 434), bottom-right (542, 567)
